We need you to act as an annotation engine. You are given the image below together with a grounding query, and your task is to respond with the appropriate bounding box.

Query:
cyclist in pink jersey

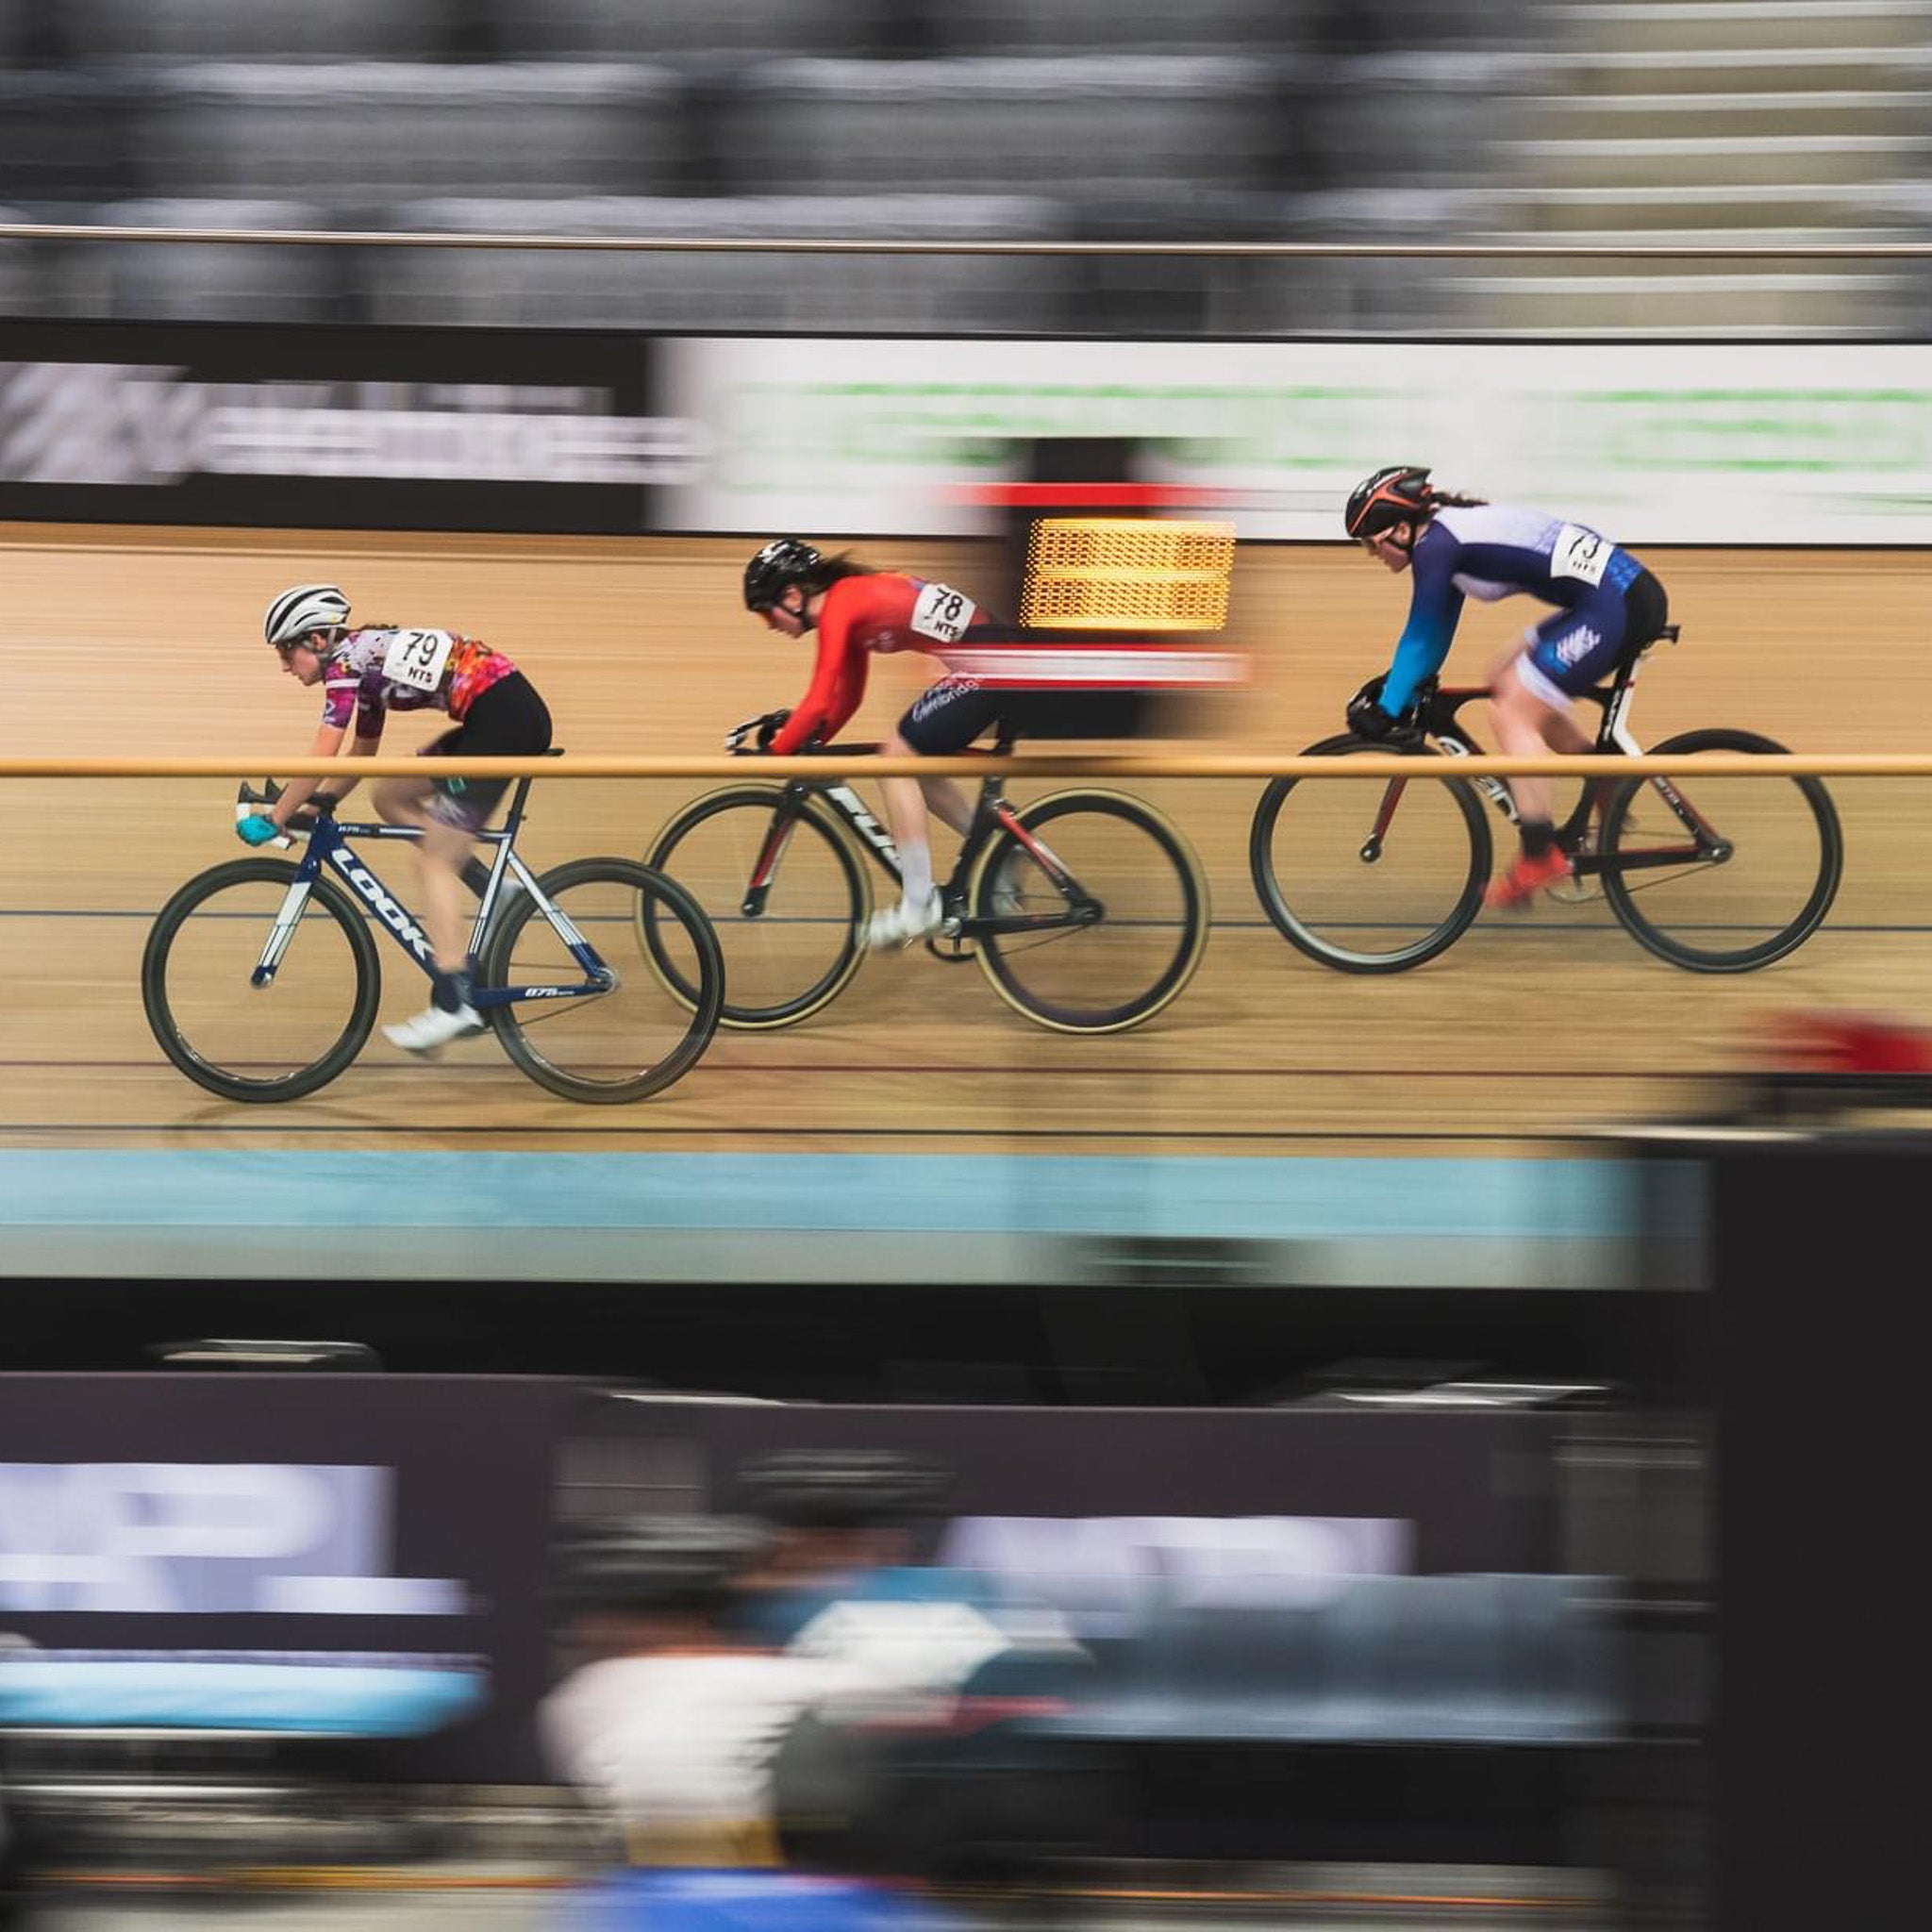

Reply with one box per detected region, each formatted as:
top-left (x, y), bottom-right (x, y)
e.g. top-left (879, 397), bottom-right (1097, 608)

top-left (242, 584), bottom-right (553, 1054)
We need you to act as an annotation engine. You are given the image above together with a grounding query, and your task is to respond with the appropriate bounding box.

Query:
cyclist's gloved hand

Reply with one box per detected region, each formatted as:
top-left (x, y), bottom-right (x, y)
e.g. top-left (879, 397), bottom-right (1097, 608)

top-left (1345, 676), bottom-right (1420, 745)
top-left (725, 708), bottom-right (791, 756)
top-left (235, 813), bottom-right (280, 846)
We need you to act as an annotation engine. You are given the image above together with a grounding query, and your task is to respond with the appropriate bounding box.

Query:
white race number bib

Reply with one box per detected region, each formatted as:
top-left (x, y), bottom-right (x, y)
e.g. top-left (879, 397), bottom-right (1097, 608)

top-left (910, 581), bottom-right (977, 644)
top-left (381, 628), bottom-right (455, 692)
top-left (1551, 525), bottom-right (1610, 589)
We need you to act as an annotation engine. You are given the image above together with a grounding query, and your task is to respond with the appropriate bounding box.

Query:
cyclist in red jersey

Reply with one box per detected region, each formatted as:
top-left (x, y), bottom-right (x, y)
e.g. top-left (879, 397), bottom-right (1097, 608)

top-left (744, 540), bottom-right (1006, 949)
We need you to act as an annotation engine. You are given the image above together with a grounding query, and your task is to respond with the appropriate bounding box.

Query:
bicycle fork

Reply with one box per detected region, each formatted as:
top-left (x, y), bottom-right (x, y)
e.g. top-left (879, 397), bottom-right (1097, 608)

top-left (251, 874), bottom-right (318, 987)
top-left (741, 786), bottom-right (900, 918)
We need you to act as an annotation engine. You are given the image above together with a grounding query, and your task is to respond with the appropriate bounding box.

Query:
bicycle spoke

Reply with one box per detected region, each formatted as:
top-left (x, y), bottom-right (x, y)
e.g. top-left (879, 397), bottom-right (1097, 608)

top-left (1249, 739), bottom-right (1488, 973)
top-left (975, 792), bottom-right (1207, 1033)
top-left (487, 859), bottom-right (721, 1102)
top-left (1600, 732), bottom-right (1842, 972)
top-left (645, 787), bottom-right (864, 1027)
top-left (495, 991), bottom-right (612, 1030)
top-left (142, 859), bottom-right (377, 1102)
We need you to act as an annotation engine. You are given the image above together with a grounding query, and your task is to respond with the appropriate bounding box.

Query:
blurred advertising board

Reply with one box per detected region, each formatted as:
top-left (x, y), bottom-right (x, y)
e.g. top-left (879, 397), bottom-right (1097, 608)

top-left (660, 335), bottom-right (1932, 545)
top-left (566, 1399), bottom-right (1565, 1578)
top-left (8, 323), bottom-right (1932, 544)
top-left (0, 1374), bottom-right (574, 1782)
top-left (0, 319), bottom-right (682, 532)
top-left (2, 1380), bottom-right (1568, 1784)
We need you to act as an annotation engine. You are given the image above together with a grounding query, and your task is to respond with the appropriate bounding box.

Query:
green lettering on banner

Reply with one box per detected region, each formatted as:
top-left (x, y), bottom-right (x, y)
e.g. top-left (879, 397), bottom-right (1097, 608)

top-left (713, 379), bottom-right (1391, 486)
top-left (1575, 389), bottom-right (1932, 475)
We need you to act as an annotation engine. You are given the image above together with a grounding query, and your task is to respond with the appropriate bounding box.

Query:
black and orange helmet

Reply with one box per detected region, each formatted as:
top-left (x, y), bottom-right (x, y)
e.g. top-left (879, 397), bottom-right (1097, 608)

top-left (1344, 465), bottom-right (1433, 541)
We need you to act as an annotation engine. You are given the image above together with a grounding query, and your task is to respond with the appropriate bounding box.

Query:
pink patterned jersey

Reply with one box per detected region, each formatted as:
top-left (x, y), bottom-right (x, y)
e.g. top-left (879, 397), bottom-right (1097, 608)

top-left (318, 627), bottom-right (516, 739)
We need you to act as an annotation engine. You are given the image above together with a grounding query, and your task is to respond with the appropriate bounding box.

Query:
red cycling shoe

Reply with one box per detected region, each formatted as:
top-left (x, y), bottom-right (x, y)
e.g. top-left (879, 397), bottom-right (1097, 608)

top-left (1483, 846), bottom-right (1574, 910)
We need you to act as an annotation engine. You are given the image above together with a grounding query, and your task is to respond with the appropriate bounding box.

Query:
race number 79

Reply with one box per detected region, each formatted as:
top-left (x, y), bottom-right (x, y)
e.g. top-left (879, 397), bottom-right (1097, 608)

top-left (381, 628), bottom-right (454, 692)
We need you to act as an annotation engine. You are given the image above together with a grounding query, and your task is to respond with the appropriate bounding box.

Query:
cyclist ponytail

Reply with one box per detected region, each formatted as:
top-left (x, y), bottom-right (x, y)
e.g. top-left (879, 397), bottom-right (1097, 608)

top-left (804, 553), bottom-right (881, 592)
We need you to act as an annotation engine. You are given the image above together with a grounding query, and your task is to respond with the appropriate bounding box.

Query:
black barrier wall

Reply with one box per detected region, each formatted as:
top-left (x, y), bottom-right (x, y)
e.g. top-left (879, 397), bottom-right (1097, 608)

top-left (1664, 1131), bottom-right (1924, 1932)
top-left (0, 321), bottom-right (675, 531)
top-left (3, 1378), bottom-right (1577, 1784)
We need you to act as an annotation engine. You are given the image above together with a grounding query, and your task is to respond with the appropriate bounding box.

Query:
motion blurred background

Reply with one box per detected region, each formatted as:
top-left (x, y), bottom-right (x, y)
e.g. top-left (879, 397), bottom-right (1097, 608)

top-left (5, 0), bottom-right (1932, 336)
top-left (5, 4), bottom-right (1930, 1930)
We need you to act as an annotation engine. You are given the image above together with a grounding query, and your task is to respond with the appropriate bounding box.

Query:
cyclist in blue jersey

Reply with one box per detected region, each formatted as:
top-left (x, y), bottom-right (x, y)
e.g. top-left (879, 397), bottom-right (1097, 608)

top-left (1342, 465), bottom-right (1671, 908)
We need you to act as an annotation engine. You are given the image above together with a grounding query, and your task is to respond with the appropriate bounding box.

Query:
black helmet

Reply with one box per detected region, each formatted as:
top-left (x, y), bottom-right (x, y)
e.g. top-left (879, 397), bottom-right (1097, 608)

top-left (744, 538), bottom-right (824, 611)
top-left (731, 1449), bottom-right (953, 1530)
top-left (1344, 465), bottom-right (1433, 541)
top-left (554, 1513), bottom-right (771, 1614)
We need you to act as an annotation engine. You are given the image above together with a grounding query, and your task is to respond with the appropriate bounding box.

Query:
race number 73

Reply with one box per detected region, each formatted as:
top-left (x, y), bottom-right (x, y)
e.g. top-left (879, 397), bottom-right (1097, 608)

top-left (1553, 524), bottom-right (1610, 588)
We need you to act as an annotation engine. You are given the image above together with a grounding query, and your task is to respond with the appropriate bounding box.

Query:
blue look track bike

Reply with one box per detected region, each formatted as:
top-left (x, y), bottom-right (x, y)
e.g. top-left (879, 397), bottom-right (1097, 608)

top-left (142, 773), bottom-right (724, 1104)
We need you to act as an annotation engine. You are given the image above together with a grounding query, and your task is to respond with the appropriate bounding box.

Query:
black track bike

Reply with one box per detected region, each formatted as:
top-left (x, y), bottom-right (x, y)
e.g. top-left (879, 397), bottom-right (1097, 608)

top-left (1248, 626), bottom-right (1842, 974)
top-left (641, 719), bottom-right (1209, 1035)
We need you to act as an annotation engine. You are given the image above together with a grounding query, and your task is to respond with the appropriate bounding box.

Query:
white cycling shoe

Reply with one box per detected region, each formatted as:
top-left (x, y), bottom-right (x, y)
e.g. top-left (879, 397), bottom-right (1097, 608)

top-left (864, 890), bottom-right (943, 952)
top-left (383, 1002), bottom-right (486, 1054)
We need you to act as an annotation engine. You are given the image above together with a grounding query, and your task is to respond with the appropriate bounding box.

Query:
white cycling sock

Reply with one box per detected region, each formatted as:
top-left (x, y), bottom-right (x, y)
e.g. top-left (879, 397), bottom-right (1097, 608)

top-left (901, 845), bottom-right (933, 908)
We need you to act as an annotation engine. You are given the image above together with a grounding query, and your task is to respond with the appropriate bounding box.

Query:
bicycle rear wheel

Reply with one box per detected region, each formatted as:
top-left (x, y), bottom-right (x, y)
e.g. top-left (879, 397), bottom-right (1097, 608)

top-left (972, 790), bottom-right (1208, 1034)
top-left (1249, 737), bottom-right (1491, 973)
top-left (1598, 727), bottom-right (1843, 972)
top-left (483, 858), bottom-right (724, 1103)
top-left (643, 785), bottom-right (868, 1028)
top-left (141, 858), bottom-right (380, 1103)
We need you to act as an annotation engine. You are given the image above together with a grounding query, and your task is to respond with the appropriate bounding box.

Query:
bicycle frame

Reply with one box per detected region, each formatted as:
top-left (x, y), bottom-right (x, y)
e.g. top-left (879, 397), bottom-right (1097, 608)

top-left (1405, 631), bottom-right (1729, 878)
top-left (253, 775), bottom-right (613, 1008)
top-left (742, 741), bottom-right (1093, 938)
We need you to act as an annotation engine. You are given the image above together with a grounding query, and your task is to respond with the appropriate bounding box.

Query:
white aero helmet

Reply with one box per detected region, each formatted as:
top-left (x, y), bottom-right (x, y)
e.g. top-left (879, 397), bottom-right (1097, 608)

top-left (264, 583), bottom-right (351, 650)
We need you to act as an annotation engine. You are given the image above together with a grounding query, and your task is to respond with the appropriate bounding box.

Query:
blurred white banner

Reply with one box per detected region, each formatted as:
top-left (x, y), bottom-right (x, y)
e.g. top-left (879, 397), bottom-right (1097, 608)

top-left (663, 336), bottom-right (1932, 544)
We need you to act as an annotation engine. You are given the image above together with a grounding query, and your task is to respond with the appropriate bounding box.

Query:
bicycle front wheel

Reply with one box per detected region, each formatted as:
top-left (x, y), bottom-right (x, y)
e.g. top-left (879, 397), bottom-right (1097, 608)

top-left (643, 785), bottom-right (868, 1028)
top-left (1249, 737), bottom-right (1491, 973)
top-left (141, 858), bottom-right (380, 1103)
top-left (483, 858), bottom-right (724, 1103)
top-left (972, 790), bottom-right (1208, 1034)
top-left (1599, 727), bottom-right (1843, 973)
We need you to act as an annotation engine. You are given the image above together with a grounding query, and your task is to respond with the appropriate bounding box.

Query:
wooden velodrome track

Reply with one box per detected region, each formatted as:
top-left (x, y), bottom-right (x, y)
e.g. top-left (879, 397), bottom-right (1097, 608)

top-left (5, 525), bottom-right (1931, 1157)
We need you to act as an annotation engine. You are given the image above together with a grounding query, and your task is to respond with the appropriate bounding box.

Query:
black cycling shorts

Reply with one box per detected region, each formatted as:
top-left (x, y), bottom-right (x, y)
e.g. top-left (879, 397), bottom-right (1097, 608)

top-left (421, 672), bottom-right (553, 830)
top-left (896, 674), bottom-right (1014, 755)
